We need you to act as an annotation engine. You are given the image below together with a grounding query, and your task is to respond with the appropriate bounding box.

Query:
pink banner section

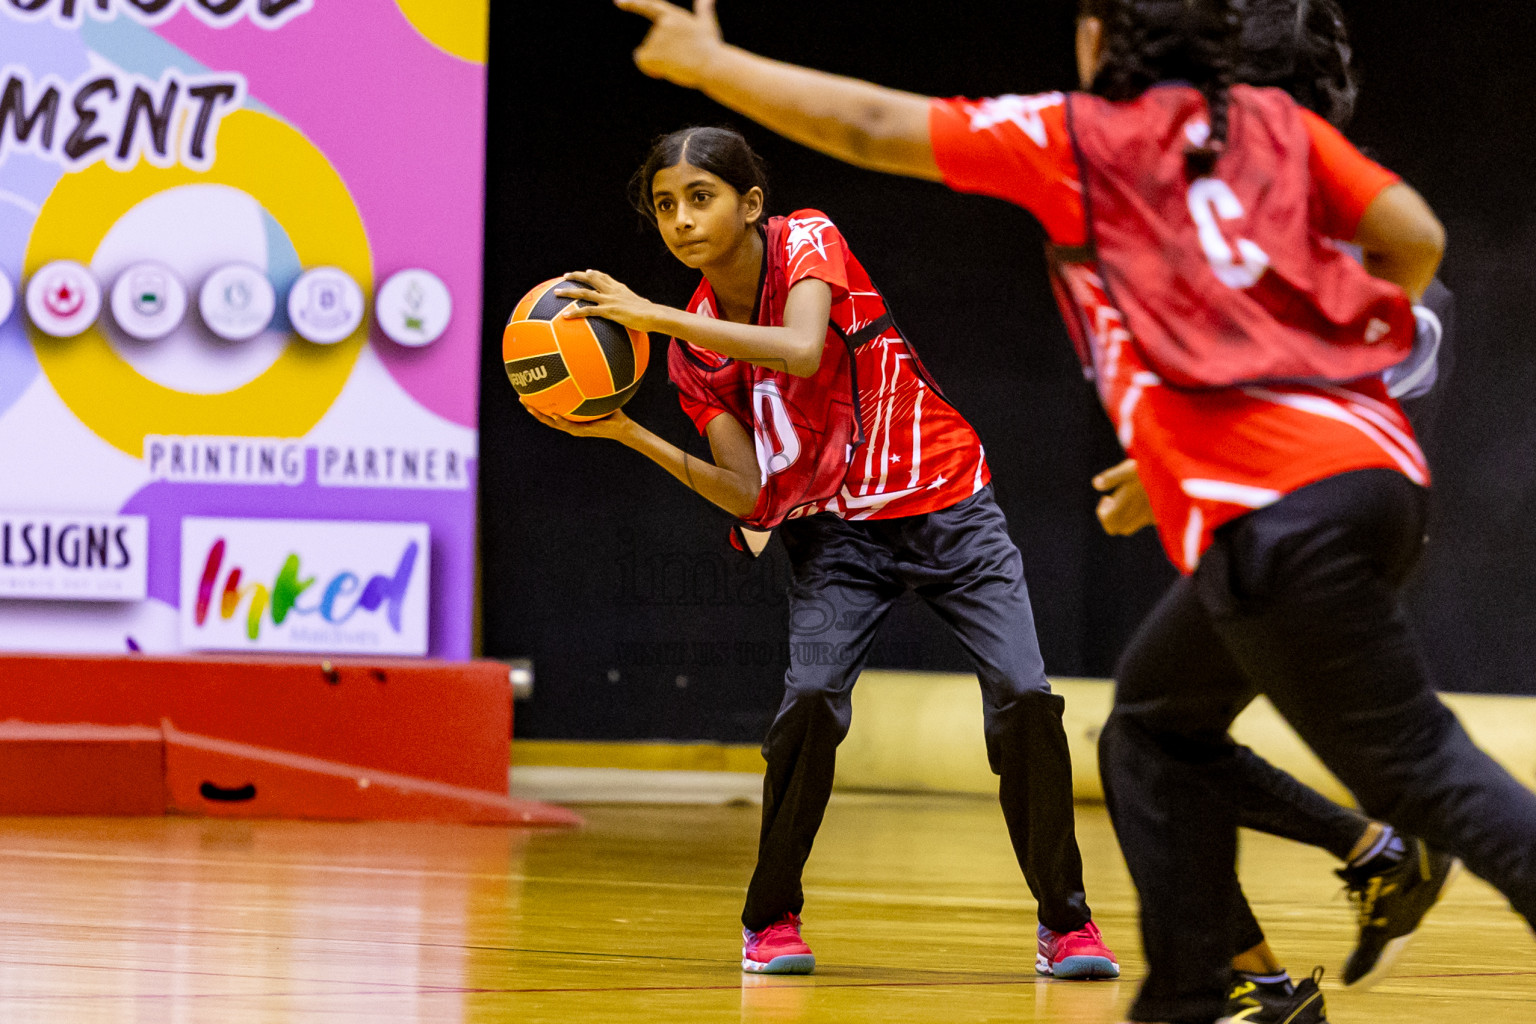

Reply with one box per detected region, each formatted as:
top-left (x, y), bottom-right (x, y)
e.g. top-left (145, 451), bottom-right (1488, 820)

top-left (157, 1), bottom-right (488, 428)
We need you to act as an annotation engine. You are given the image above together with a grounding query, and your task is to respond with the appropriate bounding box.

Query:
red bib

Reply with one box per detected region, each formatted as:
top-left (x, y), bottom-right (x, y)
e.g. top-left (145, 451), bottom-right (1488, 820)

top-left (1061, 85), bottom-right (1414, 389)
top-left (671, 216), bottom-right (865, 531)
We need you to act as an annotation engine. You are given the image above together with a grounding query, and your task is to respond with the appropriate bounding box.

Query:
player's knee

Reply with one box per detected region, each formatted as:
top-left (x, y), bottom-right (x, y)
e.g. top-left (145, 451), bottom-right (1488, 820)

top-left (780, 675), bottom-right (855, 738)
top-left (982, 689), bottom-right (1067, 773)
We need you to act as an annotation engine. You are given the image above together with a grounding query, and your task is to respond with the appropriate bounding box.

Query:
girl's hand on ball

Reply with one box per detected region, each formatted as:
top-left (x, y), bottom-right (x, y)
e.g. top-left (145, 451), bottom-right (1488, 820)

top-left (556, 270), bottom-right (661, 332)
top-left (615, 0), bottom-right (724, 88)
top-left (1092, 458), bottom-right (1154, 536)
top-left (523, 403), bottom-right (635, 442)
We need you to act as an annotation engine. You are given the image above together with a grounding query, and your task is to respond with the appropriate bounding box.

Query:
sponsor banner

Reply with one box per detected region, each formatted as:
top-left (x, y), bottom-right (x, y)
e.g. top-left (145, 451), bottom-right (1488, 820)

top-left (180, 517), bottom-right (430, 655)
top-left (0, 4), bottom-right (487, 657)
top-left (0, 513), bottom-right (147, 601)
top-left (142, 435), bottom-right (473, 491)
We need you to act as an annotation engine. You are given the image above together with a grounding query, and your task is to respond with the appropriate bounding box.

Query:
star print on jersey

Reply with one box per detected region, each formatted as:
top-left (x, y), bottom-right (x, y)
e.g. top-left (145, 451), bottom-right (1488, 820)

top-left (966, 93), bottom-right (1064, 148)
top-left (784, 215), bottom-right (836, 267)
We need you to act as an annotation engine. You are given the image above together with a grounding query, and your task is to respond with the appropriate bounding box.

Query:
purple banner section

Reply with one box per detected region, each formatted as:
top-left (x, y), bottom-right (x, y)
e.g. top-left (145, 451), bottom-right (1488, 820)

top-left (120, 449), bottom-right (474, 659)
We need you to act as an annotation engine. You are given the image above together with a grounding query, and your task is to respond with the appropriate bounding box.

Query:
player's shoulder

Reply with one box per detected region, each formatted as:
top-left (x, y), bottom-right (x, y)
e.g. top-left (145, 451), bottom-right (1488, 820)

top-left (785, 207), bottom-right (834, 222)
top-left (779, 209), bottom-right (849, 254)
top-left (940, 92), bottom-right (1069, 148)
top-left (783, 209), bottom-right (842, 235)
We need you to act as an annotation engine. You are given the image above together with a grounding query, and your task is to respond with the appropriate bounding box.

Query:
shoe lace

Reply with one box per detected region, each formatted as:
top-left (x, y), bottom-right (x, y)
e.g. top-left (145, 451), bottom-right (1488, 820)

top-left (1056, 921), bottom-right (1101, 943)
top-left (1339, 869), bottom-right (1389, 929)
top-left (758, 915), bottom-right (801, 942)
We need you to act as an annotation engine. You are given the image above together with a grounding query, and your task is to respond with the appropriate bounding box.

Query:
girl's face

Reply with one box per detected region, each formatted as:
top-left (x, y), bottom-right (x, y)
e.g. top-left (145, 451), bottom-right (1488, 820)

top-left (650, 161), bottom-right (764, 270)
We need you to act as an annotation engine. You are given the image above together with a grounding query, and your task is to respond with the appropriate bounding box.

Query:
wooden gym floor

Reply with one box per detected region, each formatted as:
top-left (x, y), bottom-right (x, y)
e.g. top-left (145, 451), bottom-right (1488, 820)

top-left (0, 795), bottom-right (1531, 1022)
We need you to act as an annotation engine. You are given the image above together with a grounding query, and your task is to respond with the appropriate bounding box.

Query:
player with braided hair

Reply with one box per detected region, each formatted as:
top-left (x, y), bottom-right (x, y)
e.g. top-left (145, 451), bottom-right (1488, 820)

top-left (612, 2), bottom-right (1536, 1023)
top-left (1088, 3), bottom-right (1459, 1018)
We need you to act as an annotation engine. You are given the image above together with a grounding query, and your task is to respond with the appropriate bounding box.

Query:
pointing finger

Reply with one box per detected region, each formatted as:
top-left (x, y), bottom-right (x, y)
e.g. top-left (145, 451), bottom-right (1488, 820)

top-left (615, 0), bottom-right (678, 22)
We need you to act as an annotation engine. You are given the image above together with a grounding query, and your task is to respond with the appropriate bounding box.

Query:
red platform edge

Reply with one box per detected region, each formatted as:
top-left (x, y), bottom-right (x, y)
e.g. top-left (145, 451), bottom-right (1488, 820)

top-left (0, 654), bottom-right (580, 827)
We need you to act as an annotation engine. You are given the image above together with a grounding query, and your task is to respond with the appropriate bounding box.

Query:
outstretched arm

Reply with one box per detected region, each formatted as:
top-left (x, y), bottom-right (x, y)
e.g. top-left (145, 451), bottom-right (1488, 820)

top-left (615, 0), bottom-right (940, 180)
top-left (525, 406), bottom-right (762, 517)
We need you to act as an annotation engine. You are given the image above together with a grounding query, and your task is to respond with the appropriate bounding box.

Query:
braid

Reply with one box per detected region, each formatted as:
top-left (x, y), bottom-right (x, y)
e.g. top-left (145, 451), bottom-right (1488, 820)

top-left (1185, 0), bottom-right (1242, 178)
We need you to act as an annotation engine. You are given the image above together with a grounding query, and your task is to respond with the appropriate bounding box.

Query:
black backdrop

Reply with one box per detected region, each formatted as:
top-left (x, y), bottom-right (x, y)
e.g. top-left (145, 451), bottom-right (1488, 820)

top-left (480, 1), bottom-right (1536, 742)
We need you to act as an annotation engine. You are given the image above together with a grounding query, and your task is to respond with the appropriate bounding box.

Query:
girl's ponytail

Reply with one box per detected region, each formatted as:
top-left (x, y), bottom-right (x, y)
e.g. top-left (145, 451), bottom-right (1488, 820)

top-left (1185, 0), bottom-right (1242, 178)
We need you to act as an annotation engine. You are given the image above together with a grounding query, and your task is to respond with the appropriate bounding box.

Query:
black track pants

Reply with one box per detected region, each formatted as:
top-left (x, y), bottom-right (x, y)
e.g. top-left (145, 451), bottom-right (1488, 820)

top-left (1101, 470), bottom-right (1536, 1024)
top-left (743, 487), bottom-right (1091, 935)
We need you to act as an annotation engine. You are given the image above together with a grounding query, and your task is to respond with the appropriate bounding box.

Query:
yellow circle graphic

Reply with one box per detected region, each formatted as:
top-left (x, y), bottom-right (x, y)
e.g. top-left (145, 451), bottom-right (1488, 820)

top-left (394, 0), bottom-right (489, 64)
top-left (26, 109), bottom-right (372, 457)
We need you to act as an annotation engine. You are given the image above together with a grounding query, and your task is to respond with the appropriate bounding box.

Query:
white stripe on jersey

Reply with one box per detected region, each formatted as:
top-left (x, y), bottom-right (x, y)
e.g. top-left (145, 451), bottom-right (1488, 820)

top-left (861, 339), bottom-right (893, 492)
top-left (839, 482), bottom-right (924, 520)
top-left (908, 384), bottom-right (924, 488)
top-left (1243, 387), bottom-right (1429, 486)
top-left (973, 444), bottom-right (987, 493)
top-left (1183, 506), bottom-right (1205, 574)
top-left (1116, 371), bottom-right (1161, 448)
top-left (1311, 383), bottom-right (1425, 465)
top-left (1181, 479), bottom-right (1283, 508)
top-left (875, 352), bottom-right (911, 493)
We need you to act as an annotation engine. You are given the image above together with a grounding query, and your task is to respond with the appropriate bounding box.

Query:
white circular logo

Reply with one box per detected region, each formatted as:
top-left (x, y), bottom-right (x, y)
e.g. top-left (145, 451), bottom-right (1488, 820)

top-left (199, 263), bottom-right (277, 342)
top-left (0, 271), bottom-right (14, 327)
top-left (376, 268), bottom-right (452, 348)
top-left (110, 261), bottom-right (188, 342)
top-left (26, 260), bottom-right (102, 338)
top-left (287, 266), bottom-right (364, 345)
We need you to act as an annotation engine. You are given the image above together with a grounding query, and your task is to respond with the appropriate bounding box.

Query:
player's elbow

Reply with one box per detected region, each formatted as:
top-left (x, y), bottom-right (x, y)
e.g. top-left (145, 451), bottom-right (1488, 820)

top-left (726, 479), bottom-right (762, 518)
top-left (1389, 201), bottom-right (1446, 262)
top-left (786, 344), bottom-right (824, 378)
top-left (836, 103), bottom-right (899, 166)
top-left (1362, 184), bottom-right (1446, 277)
top-left (825, 96), bottom-right (933, 177)
top-left (1412, 211), bottom-right (1447, 263)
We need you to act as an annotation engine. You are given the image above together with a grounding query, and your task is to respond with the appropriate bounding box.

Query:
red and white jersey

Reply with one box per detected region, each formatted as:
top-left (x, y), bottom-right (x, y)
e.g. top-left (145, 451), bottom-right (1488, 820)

top-left (931, 90), bottom-right (1428, 572)
top-left (669, 209), bottom-right (989, 526)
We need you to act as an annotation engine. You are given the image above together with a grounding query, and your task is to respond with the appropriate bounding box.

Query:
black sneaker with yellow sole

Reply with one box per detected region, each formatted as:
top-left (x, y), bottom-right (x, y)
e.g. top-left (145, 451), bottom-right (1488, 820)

top-left (1226, 967), bottom-right (1328, 1024)
top-left (1337, 838), bottom-right (1461, 988)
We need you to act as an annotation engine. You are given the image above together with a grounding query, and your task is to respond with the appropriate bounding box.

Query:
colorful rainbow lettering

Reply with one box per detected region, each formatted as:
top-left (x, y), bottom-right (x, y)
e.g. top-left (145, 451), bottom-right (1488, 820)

top-left (193, 538), bottom-right (418, 640)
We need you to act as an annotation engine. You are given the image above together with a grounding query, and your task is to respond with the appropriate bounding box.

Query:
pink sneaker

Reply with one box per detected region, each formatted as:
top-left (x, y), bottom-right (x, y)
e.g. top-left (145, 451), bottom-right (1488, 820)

top-left (742, 912), bottom-right (816, 974)
top-left (1036, 920), bottom-right (1120, 979)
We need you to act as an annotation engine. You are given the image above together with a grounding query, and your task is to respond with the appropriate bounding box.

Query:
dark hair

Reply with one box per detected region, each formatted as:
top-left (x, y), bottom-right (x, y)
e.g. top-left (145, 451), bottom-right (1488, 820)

top-left (628, 126), bottom-right (770, 227)
top-left (1236, 0), bottom-right (1358, 128)
top-left (1079, 0), bottom-right (1243, 178)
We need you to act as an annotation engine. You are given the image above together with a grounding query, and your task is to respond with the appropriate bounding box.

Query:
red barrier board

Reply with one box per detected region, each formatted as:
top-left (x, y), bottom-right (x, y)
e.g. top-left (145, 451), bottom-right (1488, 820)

top-left (0, 654), bottom-right (579, 826)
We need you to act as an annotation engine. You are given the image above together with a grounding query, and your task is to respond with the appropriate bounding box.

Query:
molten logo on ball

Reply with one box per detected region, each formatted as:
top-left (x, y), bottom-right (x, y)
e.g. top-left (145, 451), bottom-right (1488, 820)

top-left (503, 277), bottom-right (649, 421)
top-left (507, 365), bottom-right (549, 389)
